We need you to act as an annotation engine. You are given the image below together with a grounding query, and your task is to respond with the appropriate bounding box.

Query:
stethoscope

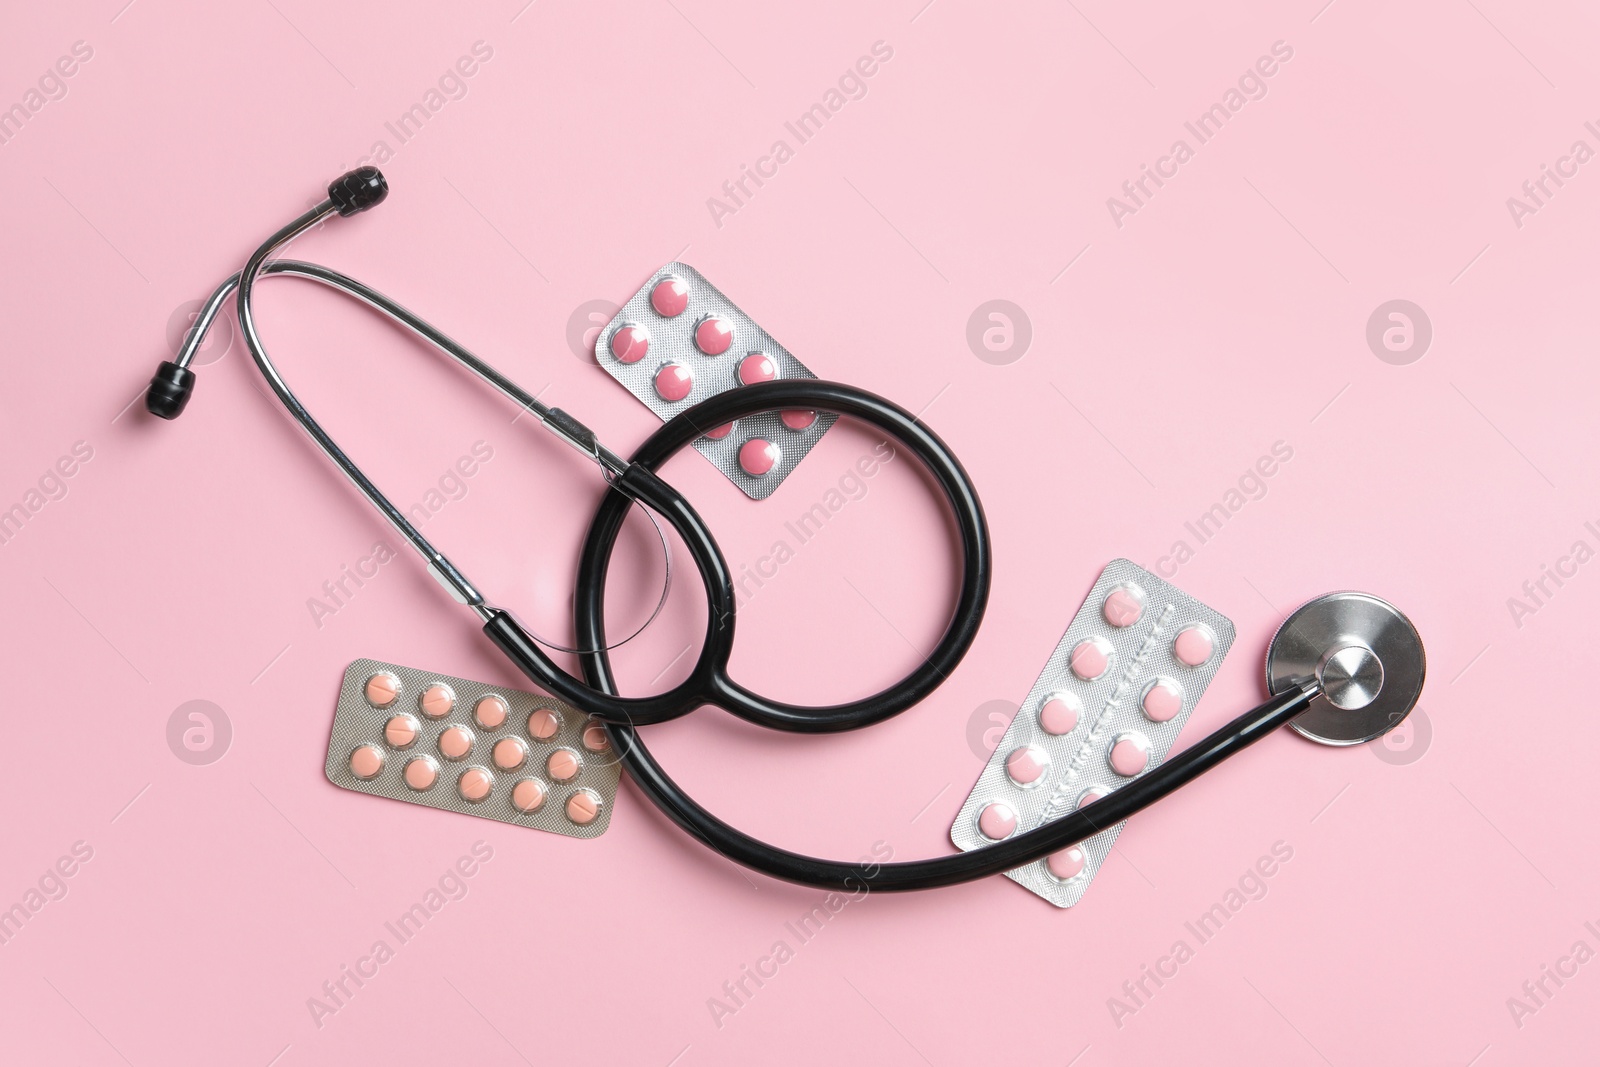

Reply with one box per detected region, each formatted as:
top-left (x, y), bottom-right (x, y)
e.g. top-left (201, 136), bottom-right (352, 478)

top-left (145, 168), bottom-right (1427, 893)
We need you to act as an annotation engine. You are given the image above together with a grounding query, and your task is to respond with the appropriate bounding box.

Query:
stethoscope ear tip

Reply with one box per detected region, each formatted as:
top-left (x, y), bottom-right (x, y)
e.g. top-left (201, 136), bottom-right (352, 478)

top-left (328, 167), bottom-right (388, 217)
top-left (145, 360), bottom-right (195, 420)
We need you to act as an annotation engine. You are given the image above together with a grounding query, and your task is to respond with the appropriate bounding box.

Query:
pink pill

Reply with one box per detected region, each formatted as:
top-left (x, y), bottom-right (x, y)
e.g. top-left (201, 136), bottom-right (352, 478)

top-left (404, 757), bottom-right (439, 791)
top-left (492, 737), bottom-right (527, 771)
top-left (654, 363), bottom-right (693, 403)
top-left (365, 672), bottom-right (401, 709)
top-left (703, 422), bottom-right (736, 441)
top-left (1078, 785), bottom-right (1110, 808)
top-left (547, 748), bottom-right (581, 783)
top-left (1174, 626), bottom-right (1214, 667)
top-left (457, 766), bottom-right (494, 803)
top-left (1038, 694), bottom-right (1081, 735)
top-left (977, 802), bottom-right (1018, 841)
top-left (566, 790), bottom-right (603, 826)
top-left (694, 316), bottom-right (733, 355)
top-left (739, 438), bottom-right (780, 476)
top-left (1070, 637), bottom-right (1112, 681)
top-left (527, 708), bottom-right (561, 742)
top-left (738, 353), bottom-right (777, 385)
top-left (349, 744), bottom-right (384, 780)
top-left (1046, 846), bottom-right (1087, 882)
top-left (419, 683), bottom-right (455, 719)
top-left (438, 726), bottom-right (473, 761)
top-left (1103, 587), bottom-right (1144, 628)
top-left (1005, 745), bottom-right (1050, 786)
top-left (510, 777), bottom-right (547, 814)
top-left (384, 714), bottom-right (420, 750)
top-left (609, 324), bottom-right (650, 364)
top-left (473, 695), bottom-right (508, 730)
top-left (650, 276), bottom-right (689, 317)
top-left (1142, 678), bottom-right (1183, 723)
top-left (780, 410), bottom-right (817, 431)
top-left (1110, 734), bottom-right (1151, 777)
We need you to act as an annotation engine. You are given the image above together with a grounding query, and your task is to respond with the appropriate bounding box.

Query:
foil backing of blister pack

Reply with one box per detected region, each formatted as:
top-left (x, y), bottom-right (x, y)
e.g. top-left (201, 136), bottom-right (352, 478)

top-left (951, 560), bottom-right (1235, 907)
top-left (326, 659), bottom-right (622, 839)
top-left (596, 262), bottom-right (836, 500)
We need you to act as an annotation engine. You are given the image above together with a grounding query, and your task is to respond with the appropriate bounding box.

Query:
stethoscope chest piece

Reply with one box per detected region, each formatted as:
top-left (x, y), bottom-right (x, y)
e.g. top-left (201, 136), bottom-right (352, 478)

top-left (1266, 592), bottom-right (1426, 746)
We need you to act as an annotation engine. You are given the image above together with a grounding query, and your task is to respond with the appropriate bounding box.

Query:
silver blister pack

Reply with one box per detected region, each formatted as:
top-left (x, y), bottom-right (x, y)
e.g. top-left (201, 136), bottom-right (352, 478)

top-left (951, 560), bottom-right (1235, 907)
top-left (326, 659), bottom-right (622, 839)
top-left (595, 262), bottom-right (836, 500)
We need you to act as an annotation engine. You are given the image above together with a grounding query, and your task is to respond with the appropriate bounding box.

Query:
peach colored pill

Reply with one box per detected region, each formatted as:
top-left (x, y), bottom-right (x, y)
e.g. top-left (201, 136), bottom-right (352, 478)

top-left (582, 723), bottom-right (611, 753)
top-left (419, 684), bottom-right (455, 719)
top-left (547, 748), bottom-right (581, 782)
top-left (438, 725), bottom-right (473, 761)
top-left (609, 324), bottom-right (649, 364)
top-left (349, 744), bottom-right (384, 780)
top-left (1174, 626), bottom-right (1214, 667)
top-left (977, 802), bottom-right (1018, 841)
top-left (1046, 846), bottom-right (1087, 882)
top-left (654, 363), bottom-right (693, 402)
top-left (739, 438), bottom-right (780, 476)
top-left (651, 276), bottom-right (689, 317)
top-left (694, 316), bottom-right (733, 355)
top-left (1005, 745), bottom-right (1050, 786)
top-left (1038, 694), bottom-right (1080, 735)
top-left (780, 410), bottom-right (816, 431)
top-left (473, 695), bottom-right (508, 730)
top-left (1070, 637), bottom-right (1112, 681)
top-left (511, 777), bottom-right (547, 813)
top-left (457, 766), bottom-right (494, 803)
top-left (365, 672), bottom-right (401, 708)
top-left (704, 422), bottom-right (735, 441)
top-left (384, 714), bottom-right (420, 749)
top-left (1142, 679), bottom-right (1183, 723)
top-left (566, 790), bottom-right (603, 825)
top-left (1110, 735), bottom-right (1150, 777)
top-left (404, 757), bottom-right (439, 791)
top-left (1103, 587), bottom-right (1143, 627)
top-left (738, 353), bottom-right (777, 385)
top-left (527, 708), bottom-right (561, 742)
top-left (1078, 785), bottom-right (1110, 808)
top-left (492, 737), bottom-right (527, 771)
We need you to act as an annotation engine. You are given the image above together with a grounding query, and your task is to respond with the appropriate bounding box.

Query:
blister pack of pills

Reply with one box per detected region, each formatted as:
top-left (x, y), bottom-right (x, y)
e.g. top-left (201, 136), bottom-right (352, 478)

top-left (325, 659), bottom-right (622, 838)
top-left (951, 560), bottom-right (1235, 907)
top-left (596, 262), bottom-right (836, 500)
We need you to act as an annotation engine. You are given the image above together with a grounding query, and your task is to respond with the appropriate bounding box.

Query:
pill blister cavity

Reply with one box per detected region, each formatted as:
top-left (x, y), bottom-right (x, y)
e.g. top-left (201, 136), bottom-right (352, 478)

top-left (1109, 733), bottom-right (1151, 777)
top-left (738, 353), bottom-right (777, 385)
top-left (527, 707), bottom-right (561, 742)
top-left (780, 410), bottom-right (816, 431)
top-left (1005, 745), bottom-right (1050, 787)
top-left (694, 315), bottom-right (733, 355)
top-left (492, 737), bottom-right (528, 771)
top-left (977, 802), bottom-right (1018, 841)
top-left (703, 421), bottom-right (736, 441)
top-left (1078, 785), bottom-right (1110, 808)
top-left (404, 756), bottom-right (439, 791)
top-left (1045, 846), bottom-right (1087, 883)
top-left (653, 363), bottom-right (693, 403)
top-left (1142, 678), bottom-right (1183, 723)
top-left (582, 723), bottom-right (612, 754)
top-left (1174, 625), bottom-right (1214, 667)
top-left (473, 695), bottom-right (508, 730)
top-left (384, 714), bottom-right (420, 749)
top-left (438, 725), bottom-right (474, 761)
top-left (349, 744), bottom-right (385, 780)
top-left (1038, 693), bottom-right (1081, 735)
top-left (1070, 636), bottom-right (1113, 681)
top-left (365, 672), bottom-right (401, 709)
top-left (566, 789), bottom-right (603, 826)
top-left (1102, 585), bottom-right (1145, 628)
top-left (609, 324), bottom-right (649, 364)
top-left (650, 276), bottom-right (689, 317)
top-left (739, 438), bottom-right (780, 476)
top-left (457, 766), bottom-right (494, 803)
top-left (419, 683), bottom-right (455, 719)
top-left (510, 777), bottom-right (547, 814)
top-left (547, 748), bottom-right (581, 783)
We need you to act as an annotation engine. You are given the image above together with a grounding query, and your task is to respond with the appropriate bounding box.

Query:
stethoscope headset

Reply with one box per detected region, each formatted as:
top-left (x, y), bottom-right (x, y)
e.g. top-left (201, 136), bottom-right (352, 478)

top-left (145, 168), bottom-right (1425, 893)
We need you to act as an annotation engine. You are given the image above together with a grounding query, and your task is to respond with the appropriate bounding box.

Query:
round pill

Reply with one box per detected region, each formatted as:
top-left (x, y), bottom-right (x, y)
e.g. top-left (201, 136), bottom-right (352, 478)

top-left (609, 324), bottom-right (649, 364)
top-left (780, 409), bottom-right (817, 431)
top-left (1142, 678), bottom-right (1183, 723)
top-left (1046, 846), bottom-right (1087, 882)
top-left (977, 802), bottom-right (1018, 841)
top-left (1005, 745), bottom-right (1050, 787)
top-left (349, 744), bottom-right (384, 780)
top-left (473, 695), bottom-right (508, 730)
top-left (654, 363), bottom-right (693, 403)
top-left (404, 757), bottom-right (439, 791)
top-left (457, 766), bottom-right (494, 803)
top-left (738, 353), bottom-right (777, 385)
top-left (383, 714), bottom-right (420, 750)
top-left (1174, 626), bottom-right (1214, 667)
top-left (1103, 587), bottom-right (1144, 627)
top-left (582, 723), bottom-right (612, 753)
top-left (703, 422), bottom-right (736, 441)
top-left (510, 777), bottom-right (547, 814)
top-left (566, 789), bottom-right (603, 826)
top-left (1078, 785), bottom-right (1110, 808)
top-left (419, 683), bottom-right (455, 719)
top-left (1038, 694), bottom-right (1081, 735)
top-left (365, 672), bottom-right (401, 708)
top-left (1070, 637), bottom-right (1112, 681)
top-left (492, 737), bottom-right (527, 771)
top-left (739, 438), bottom-right (780, 476)
top-left (1110, 734), bottom-right (1151, 777)
top-left (527, 707), bottom-right (561, 742)
top-left (694, 316), bottom-right (733, 355)
top-left (438, 725), bottom-right (473, 761)
top-left (650, 276), bottom-right (689, 317)
top-left (547, 748), bottom-right (581, 782)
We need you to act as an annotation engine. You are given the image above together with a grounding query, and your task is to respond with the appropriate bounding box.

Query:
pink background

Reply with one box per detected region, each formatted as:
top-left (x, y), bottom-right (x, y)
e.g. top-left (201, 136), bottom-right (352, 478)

top-left (1, 0), bottom-right (1595, 1063)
